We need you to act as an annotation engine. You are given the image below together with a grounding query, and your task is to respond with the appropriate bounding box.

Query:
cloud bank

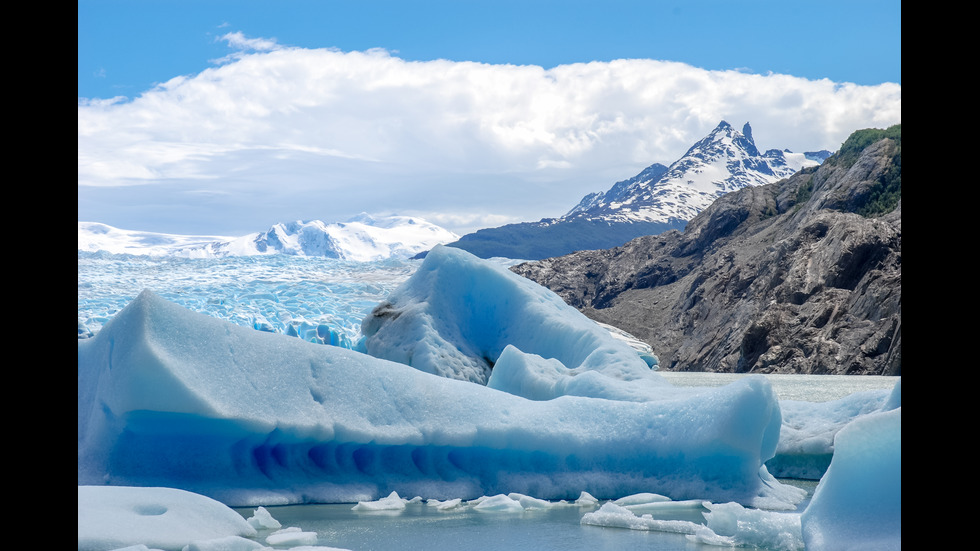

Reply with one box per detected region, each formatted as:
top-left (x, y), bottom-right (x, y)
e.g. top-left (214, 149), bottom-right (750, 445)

top-left (78, 44), bottom-right (901, 235)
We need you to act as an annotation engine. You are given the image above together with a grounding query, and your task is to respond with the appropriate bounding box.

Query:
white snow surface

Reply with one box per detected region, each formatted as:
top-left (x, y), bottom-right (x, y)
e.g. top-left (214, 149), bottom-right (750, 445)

top-left (78, 213), bottom-right (459, 261)
top-left (564, 121), bottom-right (820, 225)
top-left (77, 222), bottom-right (238, 258)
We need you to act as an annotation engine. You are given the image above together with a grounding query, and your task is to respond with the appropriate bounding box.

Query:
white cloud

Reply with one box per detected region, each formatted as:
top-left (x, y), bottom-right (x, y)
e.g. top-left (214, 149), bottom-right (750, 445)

top-left (77, 44), bottom-right (901, 235)
top-left (218, 31), bottom-right (281, 52)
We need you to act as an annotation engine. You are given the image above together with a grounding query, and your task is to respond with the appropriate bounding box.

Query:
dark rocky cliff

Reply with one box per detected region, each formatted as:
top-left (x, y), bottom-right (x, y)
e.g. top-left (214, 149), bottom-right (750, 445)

top-left (512, 126), bottom-right (901, 375)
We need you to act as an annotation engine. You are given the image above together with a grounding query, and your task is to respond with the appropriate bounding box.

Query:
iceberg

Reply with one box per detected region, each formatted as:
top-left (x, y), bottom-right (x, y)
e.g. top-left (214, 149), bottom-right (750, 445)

top-left (801, 407), bottom-right (902, 550)
top-left (767, 380), bottom-right (901, 479)
top-left (360, 245), bottom-right (666, 395)
top-left (78, 283), bottom-right (801, 509)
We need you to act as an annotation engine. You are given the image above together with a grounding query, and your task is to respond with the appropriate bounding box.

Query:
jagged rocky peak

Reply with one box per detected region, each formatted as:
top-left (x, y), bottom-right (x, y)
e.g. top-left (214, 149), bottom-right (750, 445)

top-left (566, 120), bottom-right (819, 225)
top-left (513, 124), bottom-right (901, 375)
top-left (687, 119), bottom-right (759, 157)
top-left (442, 120), bottom-right (824, 261)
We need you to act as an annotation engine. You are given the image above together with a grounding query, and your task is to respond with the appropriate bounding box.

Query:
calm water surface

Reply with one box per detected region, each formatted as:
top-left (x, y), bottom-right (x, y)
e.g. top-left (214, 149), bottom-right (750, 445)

top-left (659, 371), bottom-right (899, 402)
top-left (240, 478), bottom-right (820, 551)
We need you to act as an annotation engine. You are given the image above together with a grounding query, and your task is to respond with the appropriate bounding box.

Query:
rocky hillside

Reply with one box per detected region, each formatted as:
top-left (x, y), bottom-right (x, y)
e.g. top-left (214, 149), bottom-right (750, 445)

top-left (512, 125), bottom-right (901, 375)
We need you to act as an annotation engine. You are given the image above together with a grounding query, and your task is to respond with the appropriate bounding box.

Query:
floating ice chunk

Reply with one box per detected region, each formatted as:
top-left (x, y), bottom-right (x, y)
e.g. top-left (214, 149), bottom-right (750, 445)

top-left (352, 491), bottom-right (407, 511)
top-left (360, 245), bottom-right (660, 388)
top-left (266, 526), bottom-right (318, 546)
top-left (473, 494), bottom-right (525, 512)
top-left (580, 502), bottom-right (698, 534)
top-left (507, 492), bottom-right (553, 509)
top-left (801, 408), bottom-right (901, 550)
top-left (77, 486), bottom-right (256, 551)
top-left (245, 506), bottom-right (281, 530)
top-left (582, 499), bottom-right (805, 550)
top-left (574, 491), bottom-right (599, 507)
top-left (687, 502), bottom-right (804, 550)
top-left (426, 497), bottom-right (464, 511)
top-left (612, 492), bottom-right (672, 506)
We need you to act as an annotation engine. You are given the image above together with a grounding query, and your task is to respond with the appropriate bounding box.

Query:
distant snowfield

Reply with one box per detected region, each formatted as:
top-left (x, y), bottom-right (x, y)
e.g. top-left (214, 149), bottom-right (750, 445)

top-left (77, 222), bottom-right (237, 258)
top-left (78, 213), bottom-right (460, 261)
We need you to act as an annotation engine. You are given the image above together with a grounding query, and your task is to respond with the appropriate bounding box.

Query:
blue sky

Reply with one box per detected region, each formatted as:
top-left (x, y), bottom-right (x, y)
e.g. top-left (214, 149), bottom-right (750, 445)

top-left (78, 1), bottom-right (901, 236)
top-left (79, 0), bottom-right (900, 99)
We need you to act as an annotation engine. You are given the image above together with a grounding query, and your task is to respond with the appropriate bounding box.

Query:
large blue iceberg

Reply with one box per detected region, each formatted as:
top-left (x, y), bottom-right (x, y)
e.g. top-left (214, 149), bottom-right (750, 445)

top-left (359, 246), bottom-right (664, 394)
top-left (78, 284), bottom-right (800, 508)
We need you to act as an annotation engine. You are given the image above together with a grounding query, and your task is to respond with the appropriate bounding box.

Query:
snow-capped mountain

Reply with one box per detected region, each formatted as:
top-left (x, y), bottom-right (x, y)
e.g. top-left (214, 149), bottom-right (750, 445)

top-left (444, 121), bottom-right (830, 260)
top-left (78, 214), bottom-right (460, 262)
top-left (563, 121), bottom-right (827, 224)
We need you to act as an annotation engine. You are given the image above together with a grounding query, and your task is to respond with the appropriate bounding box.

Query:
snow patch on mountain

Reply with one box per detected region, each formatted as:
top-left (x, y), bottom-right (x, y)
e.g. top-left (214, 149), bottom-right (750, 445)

top-left (564, 121), bottom-right (824, 225)
top-left (78, 214), bottom-right (460, 261)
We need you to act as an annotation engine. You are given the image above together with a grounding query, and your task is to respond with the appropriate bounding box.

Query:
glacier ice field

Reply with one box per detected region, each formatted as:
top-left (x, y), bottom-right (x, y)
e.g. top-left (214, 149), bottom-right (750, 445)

top-left (78, 250), bottom-right (428, 347)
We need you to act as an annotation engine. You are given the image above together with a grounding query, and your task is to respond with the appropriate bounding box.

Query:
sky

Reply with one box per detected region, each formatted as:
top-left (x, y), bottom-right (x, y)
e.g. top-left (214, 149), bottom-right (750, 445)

top-left (78, 0), bottom-right (901, 237)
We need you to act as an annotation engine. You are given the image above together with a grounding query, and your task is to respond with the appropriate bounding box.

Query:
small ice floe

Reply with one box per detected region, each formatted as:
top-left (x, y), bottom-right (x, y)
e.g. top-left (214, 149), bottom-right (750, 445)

top-left (351, 491), bottom-right (408, 512)
top-left (507, 493), bottom-right (554, 509)
top-left (581, 502), bottom-right (699, 534)
top-left (472, 494), bottom-right (526, 512)
top-left (246, 506), bottom-right (282, 531)
top-left (426, 497), bottom-right (465, 511)
top-left (265, 526), bottom-right (319, 547)
top-left (582, 498), bottom-right (806, 550)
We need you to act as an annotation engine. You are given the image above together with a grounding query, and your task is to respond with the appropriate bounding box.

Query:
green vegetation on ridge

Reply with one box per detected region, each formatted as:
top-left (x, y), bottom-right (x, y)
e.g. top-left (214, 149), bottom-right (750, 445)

top-left (822, 124), bottom-right (901, 217)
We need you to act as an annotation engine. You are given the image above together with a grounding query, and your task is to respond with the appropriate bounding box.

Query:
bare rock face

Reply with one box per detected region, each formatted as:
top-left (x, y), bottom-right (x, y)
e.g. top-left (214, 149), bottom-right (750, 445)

top-left (512, 127), bottom-right (901, 375)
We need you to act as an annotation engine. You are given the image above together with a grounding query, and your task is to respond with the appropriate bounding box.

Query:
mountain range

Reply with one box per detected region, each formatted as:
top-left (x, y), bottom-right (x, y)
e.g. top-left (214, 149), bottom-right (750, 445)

top-left (442, 121), bottom-right (831, 260)
top-left (77, 214), bottom-right (459, 262)
top-left (512, 124), bottom-right (901, 375)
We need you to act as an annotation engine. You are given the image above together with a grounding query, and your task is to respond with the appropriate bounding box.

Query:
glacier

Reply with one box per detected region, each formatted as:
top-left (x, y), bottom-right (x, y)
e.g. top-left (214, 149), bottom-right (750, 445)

top-left (77, 213), bottom-right (459, 261)
top-left (77, 244), bottom-right (900, 549)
